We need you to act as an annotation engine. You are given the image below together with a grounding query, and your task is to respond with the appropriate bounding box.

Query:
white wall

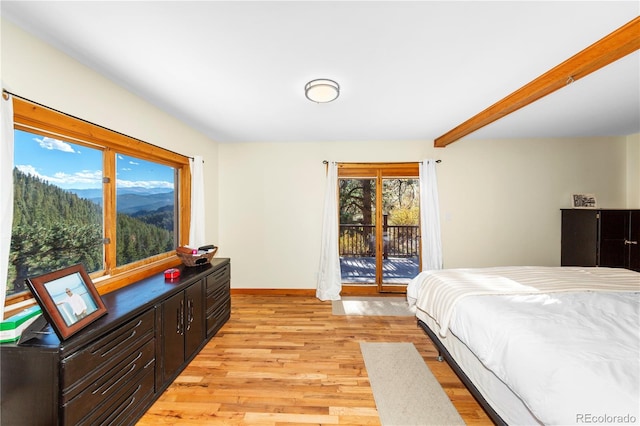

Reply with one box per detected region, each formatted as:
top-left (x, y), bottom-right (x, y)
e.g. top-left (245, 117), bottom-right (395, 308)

top-left (219, 136), bottom-right (629, 288)
top-left (627, 133), bottom-right (640, 208)
top-left (440, 137), bottom-right (628, 267)
top-left (1, 19), bottom-right (221, 245)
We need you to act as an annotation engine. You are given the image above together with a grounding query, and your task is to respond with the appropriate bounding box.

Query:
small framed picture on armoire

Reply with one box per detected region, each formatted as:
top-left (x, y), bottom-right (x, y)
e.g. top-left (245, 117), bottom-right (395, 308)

top-left (572, 193), bottom-right (597, 209)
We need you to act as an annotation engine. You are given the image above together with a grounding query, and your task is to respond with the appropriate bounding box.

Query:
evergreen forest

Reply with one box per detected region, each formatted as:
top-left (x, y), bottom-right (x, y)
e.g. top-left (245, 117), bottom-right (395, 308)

top-left (8, 168), bottom-right (174, 296)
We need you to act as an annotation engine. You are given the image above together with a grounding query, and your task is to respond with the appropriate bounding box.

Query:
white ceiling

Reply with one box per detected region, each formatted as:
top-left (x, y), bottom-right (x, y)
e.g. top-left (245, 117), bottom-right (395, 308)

top-left (2, 1), bottom-right (639, 145)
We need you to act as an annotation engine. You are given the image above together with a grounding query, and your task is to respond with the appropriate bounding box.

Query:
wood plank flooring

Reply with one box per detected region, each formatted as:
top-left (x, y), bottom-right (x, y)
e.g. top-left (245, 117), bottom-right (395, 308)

top-left (136, 295), bottom-right (494, 425)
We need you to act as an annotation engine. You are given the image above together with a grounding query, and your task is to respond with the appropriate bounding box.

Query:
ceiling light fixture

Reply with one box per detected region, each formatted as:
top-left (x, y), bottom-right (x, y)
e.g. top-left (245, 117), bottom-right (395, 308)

top-left (305, 79), bottom-right (340, 103)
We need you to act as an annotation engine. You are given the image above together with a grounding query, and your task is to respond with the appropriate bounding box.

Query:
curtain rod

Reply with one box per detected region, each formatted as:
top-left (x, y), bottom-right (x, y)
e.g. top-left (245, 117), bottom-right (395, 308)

top-left (3, 89), bottom-right (195, 161)
top-left (322, 160), bottom-right (441, 164)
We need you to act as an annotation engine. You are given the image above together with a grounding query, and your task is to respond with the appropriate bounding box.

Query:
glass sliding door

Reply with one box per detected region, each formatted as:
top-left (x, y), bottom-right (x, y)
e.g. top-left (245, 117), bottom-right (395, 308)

top-left (338, 178), bottom-right (377, 284)
top-left (338, 163), bottom-right (420, 292)
top-left (381, 178), bottom-right (420, 285)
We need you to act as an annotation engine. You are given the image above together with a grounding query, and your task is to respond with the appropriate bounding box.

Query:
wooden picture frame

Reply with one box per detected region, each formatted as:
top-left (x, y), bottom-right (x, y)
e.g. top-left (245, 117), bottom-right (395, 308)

top-left (25, 264), bottom-right (107, 341)
top-left (572, 193), bottom-right (597, 209)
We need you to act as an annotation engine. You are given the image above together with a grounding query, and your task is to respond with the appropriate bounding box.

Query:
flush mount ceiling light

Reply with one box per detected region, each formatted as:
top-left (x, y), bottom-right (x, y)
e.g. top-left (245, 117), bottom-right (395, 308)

top-left (305, 79), bottom-right (340, 103)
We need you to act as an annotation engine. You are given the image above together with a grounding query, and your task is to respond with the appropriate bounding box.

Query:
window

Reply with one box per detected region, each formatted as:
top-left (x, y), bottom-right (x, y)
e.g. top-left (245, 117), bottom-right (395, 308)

top-left (10, 130), bottom-right (104, 296)
top-left (6, 98), bottom-right (191, 306)
top-left (114, 153), bottom-right (176, 266)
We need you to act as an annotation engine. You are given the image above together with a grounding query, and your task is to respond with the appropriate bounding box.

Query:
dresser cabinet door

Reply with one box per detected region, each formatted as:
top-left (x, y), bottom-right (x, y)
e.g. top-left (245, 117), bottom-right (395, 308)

top-left (162, 291), bottom-right (185, 381)
top-left (161, 279), bottom-right (204, 382)
top-left (184, 280), bottom-right (204, 360)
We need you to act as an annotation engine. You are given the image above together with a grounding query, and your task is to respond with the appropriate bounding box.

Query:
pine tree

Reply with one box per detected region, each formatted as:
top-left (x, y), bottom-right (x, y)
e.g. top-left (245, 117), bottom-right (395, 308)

top-left (9, 168), bottom-right (173, 295)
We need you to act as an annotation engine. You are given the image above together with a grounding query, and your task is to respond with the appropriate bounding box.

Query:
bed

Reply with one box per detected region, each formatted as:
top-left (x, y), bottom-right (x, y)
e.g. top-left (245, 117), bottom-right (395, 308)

top-left (406, 266), bottom-right (640, 426)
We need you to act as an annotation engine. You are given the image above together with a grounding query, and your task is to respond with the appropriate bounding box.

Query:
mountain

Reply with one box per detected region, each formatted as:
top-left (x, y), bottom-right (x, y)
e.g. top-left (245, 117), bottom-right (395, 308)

top-left (66, 187), bottom-right (174, 215)
top-left (117, 192), bottom-right (174, 215)
top-left (68, 186), bottom-right (172, 198)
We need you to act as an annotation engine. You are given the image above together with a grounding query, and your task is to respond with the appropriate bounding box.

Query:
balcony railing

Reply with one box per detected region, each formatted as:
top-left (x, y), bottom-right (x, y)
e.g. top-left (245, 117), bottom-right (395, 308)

top-left (339, 223), bottom-right (419, 258)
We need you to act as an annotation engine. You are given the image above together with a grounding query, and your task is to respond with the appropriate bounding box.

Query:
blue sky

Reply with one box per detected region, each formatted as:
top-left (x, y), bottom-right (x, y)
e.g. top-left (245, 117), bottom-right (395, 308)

top-left (14, 129), bottom-right (174, 190)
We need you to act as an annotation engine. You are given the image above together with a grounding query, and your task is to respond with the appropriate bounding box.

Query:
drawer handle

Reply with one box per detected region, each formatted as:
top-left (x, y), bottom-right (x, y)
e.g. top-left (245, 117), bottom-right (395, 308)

top-left (123, 385), bottom-right (142, 411)
top-left (186, 298), bottom-right (194, 331)
top-left (177, 300), bottom-right (185, 335)
top-left (125, 395), bottom-right (137, 412)
top-left (95, 319), bottom-right (143, 356)
top-left (92, 351), bottom-right (143, 395)
top-left (107, 385), bottom-right (141, 423)
top-left (100, 329), bottom-right (137, 358)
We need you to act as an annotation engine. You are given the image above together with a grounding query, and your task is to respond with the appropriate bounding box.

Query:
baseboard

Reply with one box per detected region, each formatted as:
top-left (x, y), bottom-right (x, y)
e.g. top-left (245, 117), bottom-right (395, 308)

top-left (230, 288), bottom-right (316, 296)
top-left (231, 286), bottom-right (407, 297)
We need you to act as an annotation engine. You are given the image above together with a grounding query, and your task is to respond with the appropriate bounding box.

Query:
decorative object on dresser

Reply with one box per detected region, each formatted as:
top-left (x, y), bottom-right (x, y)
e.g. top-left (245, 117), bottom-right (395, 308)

top-left (24, 263), bottom-right (108, 341)
top-left (561, 209), bottom-right (640, 272)
top-left (176, 244), bottom-right (218, 267)
top-left (0, 258), bottom-right (231, 426)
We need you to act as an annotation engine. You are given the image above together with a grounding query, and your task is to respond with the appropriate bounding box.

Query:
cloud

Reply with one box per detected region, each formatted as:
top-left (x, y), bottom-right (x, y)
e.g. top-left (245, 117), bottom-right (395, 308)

top-left (16, 164), bottom-right (102, 188)
top-left (34, 136), bottom-right (77, 153)
top-left (129, 161), bottom-right (139, 165)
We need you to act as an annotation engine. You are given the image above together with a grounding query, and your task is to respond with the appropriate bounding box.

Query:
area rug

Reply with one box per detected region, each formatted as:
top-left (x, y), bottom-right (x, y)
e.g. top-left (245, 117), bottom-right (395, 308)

top-left (332, 296), bottom-right (415, 316)
top-left (360, 342), bottom-right (465, 426)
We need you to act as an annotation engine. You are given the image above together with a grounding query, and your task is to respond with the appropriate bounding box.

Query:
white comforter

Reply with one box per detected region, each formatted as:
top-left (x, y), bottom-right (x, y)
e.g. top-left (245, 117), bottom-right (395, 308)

top-left (407, 266), bottom-right (640, 425)
top-left (407, 266), bottom-right (640, 337)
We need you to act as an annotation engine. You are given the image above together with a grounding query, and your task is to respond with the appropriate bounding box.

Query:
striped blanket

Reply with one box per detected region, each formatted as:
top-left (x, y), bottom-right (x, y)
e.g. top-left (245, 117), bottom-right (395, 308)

top-left (407, 266), bottom-right (640, 337)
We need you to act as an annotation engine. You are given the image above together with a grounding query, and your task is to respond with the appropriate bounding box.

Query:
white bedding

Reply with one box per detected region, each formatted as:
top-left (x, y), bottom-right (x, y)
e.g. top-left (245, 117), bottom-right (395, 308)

top-left (407, 266), bottom-right (640, 425)
top-left (407, 266), bottom-right (640, 337)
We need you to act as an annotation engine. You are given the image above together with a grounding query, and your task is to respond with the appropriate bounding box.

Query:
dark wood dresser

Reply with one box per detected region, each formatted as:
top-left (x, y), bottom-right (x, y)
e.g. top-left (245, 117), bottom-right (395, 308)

top-left (0, 258), bottom-right (230, 425)
top-left (561, 209), bottom-right (639, 271)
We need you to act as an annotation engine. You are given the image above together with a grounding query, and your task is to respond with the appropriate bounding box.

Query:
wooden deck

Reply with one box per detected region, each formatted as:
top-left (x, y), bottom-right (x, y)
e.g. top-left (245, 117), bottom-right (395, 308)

top-left (340, 256), bottom-right (419, 284)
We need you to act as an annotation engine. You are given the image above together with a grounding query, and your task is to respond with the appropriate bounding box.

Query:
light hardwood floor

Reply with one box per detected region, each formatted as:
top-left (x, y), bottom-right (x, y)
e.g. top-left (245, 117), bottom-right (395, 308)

top-left (136, 295), bottom-right (494, 425)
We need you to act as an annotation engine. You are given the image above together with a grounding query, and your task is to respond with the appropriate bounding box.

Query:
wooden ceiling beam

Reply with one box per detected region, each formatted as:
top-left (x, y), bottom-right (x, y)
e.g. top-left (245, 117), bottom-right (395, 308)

top-left (434, 16), bottom-right (640, 148)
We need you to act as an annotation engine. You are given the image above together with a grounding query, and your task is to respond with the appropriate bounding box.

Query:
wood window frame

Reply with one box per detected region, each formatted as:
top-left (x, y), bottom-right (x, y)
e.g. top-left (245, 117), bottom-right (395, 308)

top-left (6, 98), bottom-right (192, 312)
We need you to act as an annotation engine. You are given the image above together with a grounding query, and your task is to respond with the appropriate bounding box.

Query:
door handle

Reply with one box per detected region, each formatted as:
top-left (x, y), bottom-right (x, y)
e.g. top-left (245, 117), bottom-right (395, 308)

top-left (625, 240), bottom-right (638, 245)
top-left (186, 298), bottom-right (194, 331)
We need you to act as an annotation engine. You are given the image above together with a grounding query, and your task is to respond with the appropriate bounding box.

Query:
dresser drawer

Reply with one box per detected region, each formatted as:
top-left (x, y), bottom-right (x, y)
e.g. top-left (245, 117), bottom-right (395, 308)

top-left (206, 264), bottom-right (230, 292)
top-left (76, 365), bottom-right (156, 426)
top-left (63, 338), bottom-right (155, 426)
top-left (207, 297), bottom-right (230, 336)
top-left (61, 309), bottom-right (155, 399)
top-left (206, 279), bottom-right (229, 311)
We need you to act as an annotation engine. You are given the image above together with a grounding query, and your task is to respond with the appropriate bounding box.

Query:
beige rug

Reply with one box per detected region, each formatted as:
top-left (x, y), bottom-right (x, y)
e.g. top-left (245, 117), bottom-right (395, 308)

top-left (360, 342), bottom-right (465, 426)
top-left (332, 296), bottom-right (415, 316)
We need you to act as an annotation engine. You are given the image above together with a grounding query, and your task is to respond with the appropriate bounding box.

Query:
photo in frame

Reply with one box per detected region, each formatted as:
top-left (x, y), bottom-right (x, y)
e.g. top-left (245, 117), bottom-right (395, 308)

top-left (572, 193), bottom-right (597, 209)
top-left (25, 263), bottom-right (107, 341)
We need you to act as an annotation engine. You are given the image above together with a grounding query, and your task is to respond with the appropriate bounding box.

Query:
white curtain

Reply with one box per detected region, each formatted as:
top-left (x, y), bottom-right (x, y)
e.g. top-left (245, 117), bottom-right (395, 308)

top-left (316, 161), bottom-right (341, 301)
top-left (188, 156), bottom-right (206, 248)
top-left (419, 159), bottom-right (443, 271)
top-left (1, 91), bottom-right (14, 319)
